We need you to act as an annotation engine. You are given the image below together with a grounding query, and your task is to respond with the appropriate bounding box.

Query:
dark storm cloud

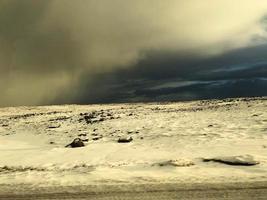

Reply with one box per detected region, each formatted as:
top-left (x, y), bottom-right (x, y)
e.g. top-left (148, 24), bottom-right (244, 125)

top-left (72, 44), bottom-right (267, 103)
top-left (1, 0), bottom-right (267, 106)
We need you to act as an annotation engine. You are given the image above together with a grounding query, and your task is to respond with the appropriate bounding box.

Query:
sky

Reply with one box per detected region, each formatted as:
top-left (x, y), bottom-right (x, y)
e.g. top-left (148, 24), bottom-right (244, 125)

top-left (1, 0), bottom-right (267, 106)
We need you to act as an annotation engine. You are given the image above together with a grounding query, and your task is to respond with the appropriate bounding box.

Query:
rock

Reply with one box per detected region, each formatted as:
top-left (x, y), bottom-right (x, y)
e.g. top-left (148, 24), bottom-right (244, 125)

top-left (84, 114), bottom-right (95, 120)
top-left (85, 119), bottom-right (92, 124)
top-left (203, 155), bottom-right (259, 166)
top-left (154, 159), bottom-right (194, 167)
top-left (48, 124), bottom-right (61, 129)
top-left (118, 136), bottom-right (133, 143)
top-left (91, 119), bottom-right (100, 123)
top-left (92, 136), bottom-right (102, 141)
top-left (78, 133), bottom-right (87, 137)
top-left (65, 138), bottom-right (85, 148)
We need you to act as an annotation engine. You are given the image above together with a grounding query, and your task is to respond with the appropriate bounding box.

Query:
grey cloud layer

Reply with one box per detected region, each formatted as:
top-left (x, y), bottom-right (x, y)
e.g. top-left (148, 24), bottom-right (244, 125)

top-left (1, 0), bottom-right (267, 106)
top-left (67, 43), bottom-right (267, 104)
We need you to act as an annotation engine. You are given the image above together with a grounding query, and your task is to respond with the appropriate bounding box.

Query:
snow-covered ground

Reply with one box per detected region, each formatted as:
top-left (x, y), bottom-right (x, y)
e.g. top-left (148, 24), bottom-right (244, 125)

top-left (0, 97), bottom-right (267, 187)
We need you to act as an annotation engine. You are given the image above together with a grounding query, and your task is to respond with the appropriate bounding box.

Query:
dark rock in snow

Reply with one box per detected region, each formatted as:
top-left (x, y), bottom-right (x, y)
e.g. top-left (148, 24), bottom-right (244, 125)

top-left (48, 124), bottom-right (61, 129)
top-left (78, 133), bottom-right (87, 137)
top-left (92, 136), bottom-right (102, 141)
top-left (84, 114), bottom-right (95, 120)
top-left (154, 159), bottom-right (195, 167)
top-left (65, 138), bottom-right (85, 148)
top-left (118, 136), bottom-right (133, 143)
top-left (202, 155), bottom-right (259, 166)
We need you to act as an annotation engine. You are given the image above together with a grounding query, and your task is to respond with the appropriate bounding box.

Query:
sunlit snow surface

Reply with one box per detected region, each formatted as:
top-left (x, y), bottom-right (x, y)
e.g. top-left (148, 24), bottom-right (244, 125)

top-left (0, 97), bottom-right (266, 187)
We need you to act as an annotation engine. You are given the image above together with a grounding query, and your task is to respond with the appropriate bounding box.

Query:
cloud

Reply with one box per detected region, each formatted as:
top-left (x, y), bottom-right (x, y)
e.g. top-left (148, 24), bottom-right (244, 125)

top-left (1, 0), bottom-right (267, 106)
top-left (71, 43), bottom-right (267, 103)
